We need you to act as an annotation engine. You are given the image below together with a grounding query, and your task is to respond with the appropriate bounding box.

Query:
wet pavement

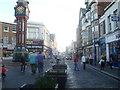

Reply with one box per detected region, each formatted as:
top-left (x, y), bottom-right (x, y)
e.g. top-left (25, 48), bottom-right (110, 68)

top-left (65, 60), bottom-right (120, 88)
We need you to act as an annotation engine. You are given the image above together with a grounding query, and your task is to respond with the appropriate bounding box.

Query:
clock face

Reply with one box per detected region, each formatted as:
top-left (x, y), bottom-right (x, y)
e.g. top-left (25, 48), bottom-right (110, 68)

top-left (16, 6), bottom-right (24, 14)
top-left (26, 8), bottom-right (29, 16)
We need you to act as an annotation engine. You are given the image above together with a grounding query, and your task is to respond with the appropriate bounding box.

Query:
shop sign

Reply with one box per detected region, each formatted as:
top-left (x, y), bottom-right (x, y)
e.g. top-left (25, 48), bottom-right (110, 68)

top-left (26, 40), bottom-right (44, 45)
top-left (99, 38), bottom-right (105, 44)
top-left (111, 15), bottom-right (120, 21)
top-left (7, 44), bottom-right (15, 50)
top-left (27, 45), bottom-right (42, 49)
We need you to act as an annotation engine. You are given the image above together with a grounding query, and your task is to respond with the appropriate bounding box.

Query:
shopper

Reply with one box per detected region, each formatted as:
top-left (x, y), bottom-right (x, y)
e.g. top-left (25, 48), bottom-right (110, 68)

top-left (21, 54), bottom-right (26, 72)
top-left (29, 51), bottom-right (37, 74)
top-left (36, 51), bottom-right (45, 73)
top-left (99, 57), bottom-right (105, 70)
top-left (74, 54), bottom-right (79, 71)
top-left (109, 54), bottom-right (113, 69)
top-left (1, 64), bottom-right (8, 79)
top-left (81, 55), bottom-right (86, 70)
top-left (89, 54), bottom-right (93, 65)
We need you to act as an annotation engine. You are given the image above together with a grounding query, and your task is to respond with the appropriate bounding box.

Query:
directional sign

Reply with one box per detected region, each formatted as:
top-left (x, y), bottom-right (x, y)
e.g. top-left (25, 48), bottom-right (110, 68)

top-left (111, 15), bottom-right (120, 21)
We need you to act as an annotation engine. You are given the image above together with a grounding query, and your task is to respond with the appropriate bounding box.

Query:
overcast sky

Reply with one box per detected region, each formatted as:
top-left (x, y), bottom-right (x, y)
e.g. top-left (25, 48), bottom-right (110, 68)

top-left (0, 0), bottom-right (85, 52)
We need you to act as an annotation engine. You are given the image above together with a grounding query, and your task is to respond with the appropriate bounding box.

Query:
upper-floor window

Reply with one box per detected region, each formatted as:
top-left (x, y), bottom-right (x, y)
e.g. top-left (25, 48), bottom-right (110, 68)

top-left (113, 9), bottom-right (118, 29)
top-left (100, 20), bottom-right (106, 36)
top-left (4, 25), bottom-right (9, 32)
top-left (108, 15), bottom-right (111, 32)
top-left (12, 28), bottom-right (16, 33)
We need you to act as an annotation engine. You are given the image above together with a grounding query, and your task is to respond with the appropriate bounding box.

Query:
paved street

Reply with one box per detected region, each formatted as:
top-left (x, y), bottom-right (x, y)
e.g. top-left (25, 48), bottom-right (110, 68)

top-left (2, 59), bottom-right (54, 89)
top-left (65, 60), bottom-right (120, 88)
top-left (1, 59), bottom-right (120, 89)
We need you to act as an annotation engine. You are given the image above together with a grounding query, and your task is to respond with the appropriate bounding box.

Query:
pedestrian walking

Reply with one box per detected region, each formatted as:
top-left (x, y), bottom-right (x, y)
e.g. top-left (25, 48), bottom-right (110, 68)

top-left (109, 54), bottom-right (113, 69)
top-left (36, 51), bottom-right (45, 73)
top-left (74, 54), bottom-right (79, 71)
top-left (89, 54), bottom-right (93, 65)
top-left (1, 64), bottom-right (8, 79)
top-left (81, 55), bottom-right (86, 70)
top-left (21, 54), bottom-right (26, 72)
top-left (56, 55), bottom-right (60, 64)
top-left (99, 57), bottom-right (105, 70)
top-left (29, 51), bottom-right (37, 74)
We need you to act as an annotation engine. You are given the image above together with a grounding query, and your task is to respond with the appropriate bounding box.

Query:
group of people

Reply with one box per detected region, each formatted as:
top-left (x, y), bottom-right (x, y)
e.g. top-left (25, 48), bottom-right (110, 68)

top-left (73, 54), bottom-right (87, 71)
top-left (21, 51), bottom-right (45, 74)
top-left (73, 53), bottom-right (114, 71)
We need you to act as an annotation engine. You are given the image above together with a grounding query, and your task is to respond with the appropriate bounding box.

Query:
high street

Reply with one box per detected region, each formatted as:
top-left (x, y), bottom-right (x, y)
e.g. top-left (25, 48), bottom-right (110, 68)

top-left (1, 59), bottom-right (120, 89)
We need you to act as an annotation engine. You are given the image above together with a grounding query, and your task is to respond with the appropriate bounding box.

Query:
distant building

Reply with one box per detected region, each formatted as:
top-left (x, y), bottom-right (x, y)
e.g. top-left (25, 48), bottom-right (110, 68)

top-left (0, 21), bottom-right (58, 58)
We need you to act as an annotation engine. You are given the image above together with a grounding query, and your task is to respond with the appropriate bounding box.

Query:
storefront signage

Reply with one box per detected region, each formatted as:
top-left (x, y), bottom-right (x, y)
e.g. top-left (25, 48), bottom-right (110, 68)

top-left (27, 46), bottom-right (42, 49)
top-left (106, 31), bottom-right (120, 43)
top-left (26, 40), bottom-right (43, 45)
top-left (111, 15), bottom-right (120, 21)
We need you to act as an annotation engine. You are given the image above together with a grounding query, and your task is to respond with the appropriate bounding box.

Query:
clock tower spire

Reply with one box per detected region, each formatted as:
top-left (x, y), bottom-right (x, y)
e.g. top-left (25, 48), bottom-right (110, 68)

top-left (13, 0), bottom-right (30, 62)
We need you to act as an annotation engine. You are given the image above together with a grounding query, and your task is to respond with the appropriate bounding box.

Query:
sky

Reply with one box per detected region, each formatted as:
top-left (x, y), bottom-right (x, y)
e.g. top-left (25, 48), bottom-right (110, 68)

top-left (0, 0), bottom-right (85, 52)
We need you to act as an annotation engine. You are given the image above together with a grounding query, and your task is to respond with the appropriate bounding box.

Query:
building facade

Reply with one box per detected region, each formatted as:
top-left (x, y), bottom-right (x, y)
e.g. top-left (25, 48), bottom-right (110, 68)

top-left (104, 1), bottom-right (120, 67)
top-left (0, 21), bottom-right (16, 57)
top-left (0, 21), bottom-right (58, 59)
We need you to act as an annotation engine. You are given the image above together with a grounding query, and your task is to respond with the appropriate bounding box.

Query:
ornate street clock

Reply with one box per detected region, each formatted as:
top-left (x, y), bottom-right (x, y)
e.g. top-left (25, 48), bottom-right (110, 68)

top-left (26, 7), bottom-right (29, 16)
top-left (16, 6), bottom-right (24, 14)
top-left (13, 0), bottom-right (30, 62)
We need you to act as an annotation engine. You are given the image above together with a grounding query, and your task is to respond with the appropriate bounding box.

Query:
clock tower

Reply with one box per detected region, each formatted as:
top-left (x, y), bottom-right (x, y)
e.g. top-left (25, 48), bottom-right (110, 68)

top-left (13, 0), bottom-right (30, 62)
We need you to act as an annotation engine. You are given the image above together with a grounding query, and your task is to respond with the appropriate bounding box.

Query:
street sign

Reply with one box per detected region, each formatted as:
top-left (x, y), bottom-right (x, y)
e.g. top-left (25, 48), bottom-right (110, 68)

top-left (111, 15), bottom-right (120, 21)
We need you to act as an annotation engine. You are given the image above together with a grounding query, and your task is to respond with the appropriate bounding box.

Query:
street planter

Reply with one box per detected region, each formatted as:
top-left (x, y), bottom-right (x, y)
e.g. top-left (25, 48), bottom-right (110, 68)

top-left (19, 75), bottom-right (58, 89)
top-left (52, 64), bottom-right (67, 70)
top-left (35, 75), bottom-right (57, 89)
top-left (45, 69), bottom-right (67, 88)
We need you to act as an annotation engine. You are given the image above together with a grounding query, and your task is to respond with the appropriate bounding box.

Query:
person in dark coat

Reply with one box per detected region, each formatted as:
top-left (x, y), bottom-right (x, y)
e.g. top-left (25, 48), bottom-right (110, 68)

top-left (109, 54), bottom-right (113, 69)
top-left (21, 54), bottom-right (26, 72)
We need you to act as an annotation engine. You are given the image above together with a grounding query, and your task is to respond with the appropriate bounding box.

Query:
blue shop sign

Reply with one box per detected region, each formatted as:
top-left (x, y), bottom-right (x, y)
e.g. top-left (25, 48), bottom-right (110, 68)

top-left (99, 38), bottom-right (105, 44)
top-left (111, 15), bottom-right (120, 21)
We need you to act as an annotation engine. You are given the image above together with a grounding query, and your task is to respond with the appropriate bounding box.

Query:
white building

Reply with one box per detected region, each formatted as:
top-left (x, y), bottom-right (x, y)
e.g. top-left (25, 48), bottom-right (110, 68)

top-left (104, 0), bottom-right (120, 67)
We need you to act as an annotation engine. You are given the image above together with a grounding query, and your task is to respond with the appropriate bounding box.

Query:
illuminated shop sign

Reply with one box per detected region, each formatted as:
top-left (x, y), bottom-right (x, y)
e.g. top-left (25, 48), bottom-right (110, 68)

top-left (26, 40), bottom-right (44, 45)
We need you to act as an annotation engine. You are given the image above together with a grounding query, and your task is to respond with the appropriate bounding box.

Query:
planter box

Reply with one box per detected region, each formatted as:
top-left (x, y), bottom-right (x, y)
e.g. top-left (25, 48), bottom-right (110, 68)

top-left (52, 64), bottom-right (67, 69)
top-left (45, 69), bottom-right (67, 88)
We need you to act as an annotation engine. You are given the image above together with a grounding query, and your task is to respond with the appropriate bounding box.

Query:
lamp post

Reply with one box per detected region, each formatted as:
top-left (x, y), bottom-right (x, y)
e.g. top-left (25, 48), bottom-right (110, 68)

top-left (93, 31), bottom-right (97, 66)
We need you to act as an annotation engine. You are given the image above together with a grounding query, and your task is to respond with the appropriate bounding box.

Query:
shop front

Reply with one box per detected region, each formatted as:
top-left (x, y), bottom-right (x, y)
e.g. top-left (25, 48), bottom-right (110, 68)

top-left (2, 44), bottom-right (15, 57)
top-left (26, 40), bottom-right (44, 53)
top-left (106, 31), bottom-right (120, 68)
top-left (44, 46), bottom-right (52, 59)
